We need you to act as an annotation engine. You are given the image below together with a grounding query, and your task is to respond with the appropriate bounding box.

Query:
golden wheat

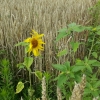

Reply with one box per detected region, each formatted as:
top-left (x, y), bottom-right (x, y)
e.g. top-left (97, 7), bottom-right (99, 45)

top-left (0, 0), bottom-right (97, 78)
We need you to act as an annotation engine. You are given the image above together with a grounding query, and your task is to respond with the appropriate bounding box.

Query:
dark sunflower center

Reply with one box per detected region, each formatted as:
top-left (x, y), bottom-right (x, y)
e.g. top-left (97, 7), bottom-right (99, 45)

top-left (31, 39), bottom-right (38, 48)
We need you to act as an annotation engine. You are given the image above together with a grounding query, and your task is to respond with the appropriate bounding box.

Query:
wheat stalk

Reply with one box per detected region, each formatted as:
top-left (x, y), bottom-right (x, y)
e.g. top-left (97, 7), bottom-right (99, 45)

top-left (70, 74), bottom-right (86, 100)
top-left (57, 87), bottom-right (62, 100)
top-left (41, 76), bottom-right (47, 100)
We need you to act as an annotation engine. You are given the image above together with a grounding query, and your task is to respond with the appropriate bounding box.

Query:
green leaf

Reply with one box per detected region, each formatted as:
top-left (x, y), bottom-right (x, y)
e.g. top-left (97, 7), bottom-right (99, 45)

top-left (25, 45), bottom-right (29, 54)
top-left (86, 82), bottom-right (92, 89)
top-left (92, 52), bottom-right (98, 58)
top-left (91, 61), bottom-right (100, 67)
top-left (92, 91), bottom-right (99, 97)
top-left (57, 73), bottom-right (67, 88)
top-left (57, 49), bottom-right (68, 57)
top-left (72, 65), bottom-right (85, 72)
top-left (75, 59), bottom-right (84, 65)
top-left (74, 75), bottom-right (81, 82)
top-left (15, 42), bottom-right (28, 47)
top-left (17, 63), bottom-right (25, 69)
top-left (88, 60), bottom-right (97, 65)
top-left (84, 88), bottom-right (91, 95)
top-left (85, 64), bottom-right (92, 73)
top-left (64, 61), bottom-right (70, 71)
top-left (34, 71), bottom-right (42, 80)
top-left (94, 81), bottom-right (100, 88)
top-left (15, 81), bottom-right (24, 94)
top-left (56, 28), bottom-right (67, 41)
top-left (70, 41), bottom-right (80, 52)
top-left (52, 64), bottom-right (67, 72)
top-left (96, 30), bottom-right (100, 35)
top-left (68, 23), bottom-right (86, 32)
top-left (23, 57), bottom-right (33, 70)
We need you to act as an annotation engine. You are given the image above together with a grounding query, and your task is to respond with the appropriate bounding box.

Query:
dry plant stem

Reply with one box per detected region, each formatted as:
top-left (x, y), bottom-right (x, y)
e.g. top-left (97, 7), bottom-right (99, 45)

top-left (70, 74), bottom-right (86, 100)
top-left (93, 97), bottom-right (99, 100)
top-left (42, 77), bottom-right (47, 100)
top-left (57, 87), bottom-right (62, 100)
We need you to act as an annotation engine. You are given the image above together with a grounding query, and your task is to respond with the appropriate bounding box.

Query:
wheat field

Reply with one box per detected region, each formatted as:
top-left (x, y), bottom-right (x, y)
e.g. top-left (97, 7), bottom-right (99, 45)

top-left (0, 0), bottom-right (97, 80)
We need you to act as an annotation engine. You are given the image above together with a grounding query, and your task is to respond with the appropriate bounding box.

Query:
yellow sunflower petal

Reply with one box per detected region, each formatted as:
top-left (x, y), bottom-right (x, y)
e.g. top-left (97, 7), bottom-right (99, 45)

top-left (32, 34), bottom-right (44, 39)
top-left (24, 37), bottom-right (31, 42)
top-left (38, 45), bottom-right (44, 50)
top-left (38, 39), bottom-right (45, 44)
top-left (27, 44), bottom-right (32, 54)
top-left (32, 30), bottom-right (38, 35)
top-left (33, 49), bottom-right (39, 56)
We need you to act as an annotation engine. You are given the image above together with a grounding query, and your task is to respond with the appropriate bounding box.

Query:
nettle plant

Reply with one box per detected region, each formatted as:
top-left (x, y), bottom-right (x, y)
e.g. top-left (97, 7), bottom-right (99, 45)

top-left (52, 23), bottom-right (100, 99)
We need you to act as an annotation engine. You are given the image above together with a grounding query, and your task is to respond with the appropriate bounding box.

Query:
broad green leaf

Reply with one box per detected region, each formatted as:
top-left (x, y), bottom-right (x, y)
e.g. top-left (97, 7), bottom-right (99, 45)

top-left (56, 28), bottom-right (67, 41)
top-left (88, 60), bottom-right (97, 65)
top-left (91, 61), bottom-right (100, 67)
top-left (34, 71), bottom-right (42, 80)
top-left (75, 59), bottom-right (84, 65)
top-left (52, 64), bottom-right (67, 72)
top-left (23, 57), bottom-right (33, 70)
top-left (85, 26), bottom-right (93, 31)
top-left (15, 42), bottom-right (28, 47)
top-left (84, 88), bottom-right (91, 95)
top-left (70, 42), bottom-right (80, 52)
top-left (94, 81), bottom-right (100, 88)
top-left (68, 23), bottom-right (86, 32)
top-left (85, 64), bottom-right (92, 73)
top-left (86, 82), bottom-right (92, 89)
top-left (57, 49), bottom-right (68, 57)
top-left (96, 30), bottom-right (100, 35)
top-left (92, 52), bottom-right (98, 58)
top-left (25, 45), bottom-right (29, 54)
top-left (57, 73), bottom-right (67, 88)
top-left (74, 75), bottom-right (81, 82)
top-left (92, 91), bottom-right (99, 97)
top-left (17, 63), bottom-right (25, 69)
top-left (15, 81), bottom-right (24, 94)
top-left (68, 23), bottom-right (77, 28)
top-left (58, 28), bottom-right (67, 33)
top-left (64, 61), bottom-right (70, 70)
top-left (70, 72), bottom-right (75, 78)
top-left (72, 65), bottom-right (85, 72)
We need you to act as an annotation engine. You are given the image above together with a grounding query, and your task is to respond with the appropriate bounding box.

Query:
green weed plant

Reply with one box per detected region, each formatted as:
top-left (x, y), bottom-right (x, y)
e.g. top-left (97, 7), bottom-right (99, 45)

top-left (52, 23), bottom-right (100, 99)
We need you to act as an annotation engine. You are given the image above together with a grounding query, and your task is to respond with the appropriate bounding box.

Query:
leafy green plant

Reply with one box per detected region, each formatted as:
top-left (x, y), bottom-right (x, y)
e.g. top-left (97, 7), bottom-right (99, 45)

top-left (52, 22), bottom-right (100, 99)
top-left (0, 59), bottom-right (15, 100)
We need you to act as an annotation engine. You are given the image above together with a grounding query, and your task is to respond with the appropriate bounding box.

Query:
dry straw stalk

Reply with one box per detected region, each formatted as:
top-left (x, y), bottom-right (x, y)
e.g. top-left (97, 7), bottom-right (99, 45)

top-left (70, 74), bottom-right (86, 100)
top-left (0, 0), bottom-right (98, 80)
top-left (41, 76), bottom-right (47, 100)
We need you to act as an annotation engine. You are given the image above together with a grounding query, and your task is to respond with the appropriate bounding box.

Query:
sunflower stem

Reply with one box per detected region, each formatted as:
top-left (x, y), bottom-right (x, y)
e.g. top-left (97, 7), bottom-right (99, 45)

top-left (29, 68), bottom-right (32, 100)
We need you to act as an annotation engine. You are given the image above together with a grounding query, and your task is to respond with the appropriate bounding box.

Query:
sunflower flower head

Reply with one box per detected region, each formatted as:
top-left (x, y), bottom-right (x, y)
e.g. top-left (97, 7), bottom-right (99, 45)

top-left (24, 30), bottom-right (45, 56)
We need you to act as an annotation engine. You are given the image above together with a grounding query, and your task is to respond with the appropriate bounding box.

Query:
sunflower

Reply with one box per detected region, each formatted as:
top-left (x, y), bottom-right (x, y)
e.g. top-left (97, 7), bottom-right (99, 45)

top-left (24, 30), bottom-right (45, 56)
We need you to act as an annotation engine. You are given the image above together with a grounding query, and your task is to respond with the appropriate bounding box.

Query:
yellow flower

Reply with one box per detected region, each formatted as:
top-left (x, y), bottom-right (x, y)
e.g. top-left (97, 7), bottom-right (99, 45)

top-left (24, 30), bottom-right (45, 56)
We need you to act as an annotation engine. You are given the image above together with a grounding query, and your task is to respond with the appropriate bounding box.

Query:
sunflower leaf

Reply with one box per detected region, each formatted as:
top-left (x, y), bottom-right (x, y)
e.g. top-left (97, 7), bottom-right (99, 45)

top-left (15, 42), bottom-right (28, 47)
top-left (15, 81), bottom-right (24, 94)
top-left (23, 57), bottom-right (33, 70)
top-left (34, 71), bottom-right (42, 80)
